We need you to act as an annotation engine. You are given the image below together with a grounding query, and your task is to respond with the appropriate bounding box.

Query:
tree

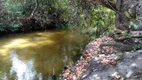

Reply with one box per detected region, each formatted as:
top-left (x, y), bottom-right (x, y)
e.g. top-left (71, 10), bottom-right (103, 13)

top-left (86, 0), bottom-right (142, 31)
top-left (86, 0), bottom-right (116, 11)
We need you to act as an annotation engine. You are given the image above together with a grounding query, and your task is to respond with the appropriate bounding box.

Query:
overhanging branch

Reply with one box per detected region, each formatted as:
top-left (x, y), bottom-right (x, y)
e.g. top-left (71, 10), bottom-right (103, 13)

top-left (86, 0), bottom-right (117, 12)
top-left (30, 0), bottom-right (39, 17)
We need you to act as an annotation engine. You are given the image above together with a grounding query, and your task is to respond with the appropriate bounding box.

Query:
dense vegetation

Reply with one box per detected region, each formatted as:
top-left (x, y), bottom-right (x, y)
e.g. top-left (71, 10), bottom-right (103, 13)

top-left (0, 0), bottom-right (115, 38)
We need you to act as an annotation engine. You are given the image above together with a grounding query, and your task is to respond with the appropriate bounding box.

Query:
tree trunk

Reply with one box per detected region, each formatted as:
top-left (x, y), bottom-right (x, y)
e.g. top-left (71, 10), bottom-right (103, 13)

top-left (86, 0), bottom-right (142, 31)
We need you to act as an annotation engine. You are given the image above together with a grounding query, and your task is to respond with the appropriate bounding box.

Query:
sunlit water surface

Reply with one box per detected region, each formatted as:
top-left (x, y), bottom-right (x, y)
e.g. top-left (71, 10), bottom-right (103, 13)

top-left (0, 29), bottom-right (89, 80)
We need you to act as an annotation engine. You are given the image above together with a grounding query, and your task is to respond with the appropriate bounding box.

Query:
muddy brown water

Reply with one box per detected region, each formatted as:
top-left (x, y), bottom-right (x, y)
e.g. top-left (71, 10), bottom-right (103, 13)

top-left (0, 29), bottom-right (89, 80)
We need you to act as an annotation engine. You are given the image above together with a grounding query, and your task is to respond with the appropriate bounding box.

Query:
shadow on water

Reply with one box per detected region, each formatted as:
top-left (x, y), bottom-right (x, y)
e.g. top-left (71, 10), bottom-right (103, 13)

top-left (0, 29), bottom-right (89, 80)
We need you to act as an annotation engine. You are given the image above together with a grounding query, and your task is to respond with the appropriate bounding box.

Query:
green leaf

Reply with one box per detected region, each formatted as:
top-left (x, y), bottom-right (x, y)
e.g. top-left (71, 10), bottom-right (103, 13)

top-left (122, 32), bottom-right (128, 38)
top-left (114, 53), bottom-right (123, 60)
top-left (125, 11), bottom-right (131, 18)
top-left (132, 23), bottom-right (139, 29)
top-left (130, 21), bottom-right (139, 29)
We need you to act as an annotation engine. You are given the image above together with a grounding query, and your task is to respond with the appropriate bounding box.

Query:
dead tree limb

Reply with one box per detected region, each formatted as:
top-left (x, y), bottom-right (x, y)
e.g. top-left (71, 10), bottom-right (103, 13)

top-left (30, 0), bottom-right (39, 17)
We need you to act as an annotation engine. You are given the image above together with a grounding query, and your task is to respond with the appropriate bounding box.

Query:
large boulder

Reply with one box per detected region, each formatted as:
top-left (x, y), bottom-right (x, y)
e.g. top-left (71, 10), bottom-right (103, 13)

top-left (81, 50), bottom-right (142, 80)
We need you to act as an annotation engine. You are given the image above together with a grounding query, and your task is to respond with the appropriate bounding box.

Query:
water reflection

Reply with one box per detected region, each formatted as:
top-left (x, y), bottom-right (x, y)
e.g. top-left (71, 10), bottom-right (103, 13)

top-left (10, 52), bottom-right (38, 80)
top-left (0, 29), bottom-right (89, 79)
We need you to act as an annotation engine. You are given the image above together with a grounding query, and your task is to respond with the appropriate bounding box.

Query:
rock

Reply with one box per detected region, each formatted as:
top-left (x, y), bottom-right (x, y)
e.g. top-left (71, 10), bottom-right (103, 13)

top-left (81, 57), bottom-right (117, 80)
top-left (117, 50), bottom-right (142, 79)
top-left (62, 36), bottom-right (142, 80)
top-left (81, 50), bottom-right (142, 80)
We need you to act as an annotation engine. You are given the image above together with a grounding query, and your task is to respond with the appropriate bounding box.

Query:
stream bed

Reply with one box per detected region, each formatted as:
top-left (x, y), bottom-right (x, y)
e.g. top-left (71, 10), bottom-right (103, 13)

top-left (0, 29), bottom-right (89, 80)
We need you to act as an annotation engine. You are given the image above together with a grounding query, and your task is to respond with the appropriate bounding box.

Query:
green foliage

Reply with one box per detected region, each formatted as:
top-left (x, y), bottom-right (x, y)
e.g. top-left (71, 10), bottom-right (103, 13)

top-left (80, 6), bottom-right (115, 39)
top-left (0, 0), bottom-right (116, 34)
top-left (0, 0), bottom-right (24, 32)
top-left (0, 13), bottom-right (22, 32)
top-left (121, 32), bottom-right (129, 38)
top-left (130, 21), bottom-right (139, 29)
top-left (133, 44), bottom-right (142, 51)
top-left (114, 53), bottom-right (123, 60)
top-left (5, 0), bottom-right (24, 16)
top-left (91, 6), bottom-right (115, 37)
top-left (125, 11), bottom-right (131, 18)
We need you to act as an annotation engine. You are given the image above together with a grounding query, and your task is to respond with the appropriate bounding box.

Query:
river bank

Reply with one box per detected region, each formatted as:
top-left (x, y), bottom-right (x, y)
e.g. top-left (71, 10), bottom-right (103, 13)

top-left (62, 36), bottom-right (142, 80)
top-left (62, 37), bottom-right (115, 79)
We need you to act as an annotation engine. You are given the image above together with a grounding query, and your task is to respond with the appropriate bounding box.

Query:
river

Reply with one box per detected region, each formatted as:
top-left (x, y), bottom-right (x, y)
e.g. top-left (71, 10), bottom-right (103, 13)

top-left (0, 29), bottom-right (89, 80)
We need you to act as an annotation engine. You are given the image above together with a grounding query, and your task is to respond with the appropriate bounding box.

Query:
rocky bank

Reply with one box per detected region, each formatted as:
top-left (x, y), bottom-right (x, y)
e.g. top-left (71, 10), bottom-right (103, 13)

top-left (62, 37), bottom-right (142, 80)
